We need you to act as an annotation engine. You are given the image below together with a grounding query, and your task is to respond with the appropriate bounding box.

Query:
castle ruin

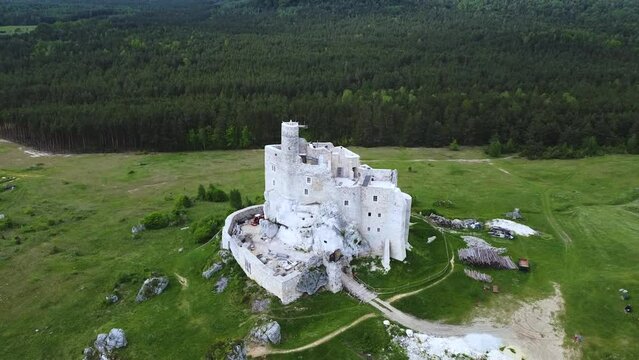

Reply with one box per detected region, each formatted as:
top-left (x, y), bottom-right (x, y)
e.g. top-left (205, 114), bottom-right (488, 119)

top-left (222, 122), bottom-right (412, 304)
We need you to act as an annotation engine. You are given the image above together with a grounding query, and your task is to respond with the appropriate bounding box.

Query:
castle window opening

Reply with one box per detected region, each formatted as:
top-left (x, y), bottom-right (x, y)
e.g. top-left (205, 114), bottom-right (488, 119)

top-left (304, 189), bottom-right (309, 195)
top-left (306, 177), bottom-right (311, 184)
top-left (344, 200), bottom-right (349, 206)
top-left (368, 212), bottom-right (372, 217)
top-left (373, 195), bottom-right (378, 202)
top-left (378, 213), bottom-right (381, 218)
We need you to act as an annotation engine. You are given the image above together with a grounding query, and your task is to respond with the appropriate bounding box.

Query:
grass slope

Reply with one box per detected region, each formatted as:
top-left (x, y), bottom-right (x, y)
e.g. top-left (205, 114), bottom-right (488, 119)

top-left (0, 143), bottom-right (637, 359)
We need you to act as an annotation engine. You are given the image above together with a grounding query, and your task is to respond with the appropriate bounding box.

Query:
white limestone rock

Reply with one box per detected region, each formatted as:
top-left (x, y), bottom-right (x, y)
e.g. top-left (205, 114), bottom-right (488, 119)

top-left (249, 320), bottom-right (282, 345)
top-left (105, 328), bottom-right (127, 350)
top-left (219, 249), bottom-right (232, 264)
top-left (202, 263), bottom-right (223, 279)
top-left (226, 343), bottom-right (247, 360)
top-left (343, 224), bottom-right (370, 258)
top-left (135, 276), bottom-right (169, 302)
top-left (91, 328), bottom-right (127, 360)
top-left (105, 294), bottom-right (119, 304)
top-left (82, 347), bottom-right (94, 360)
top-left (215, 276), bottom-right (229, 293)
top-left (324, 261), bottom-right (343, 293)
top-left (94, 333), bottom-right (108, 354)
top-left (259, 219), bottom-right (279, 239)
top-left (131, 224), bottom-right (145, 235)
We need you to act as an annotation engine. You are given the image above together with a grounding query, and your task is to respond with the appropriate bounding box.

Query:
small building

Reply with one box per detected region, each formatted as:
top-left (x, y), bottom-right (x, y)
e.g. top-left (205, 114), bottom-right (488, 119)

top-left (518, 258), bottom-right (530, 272)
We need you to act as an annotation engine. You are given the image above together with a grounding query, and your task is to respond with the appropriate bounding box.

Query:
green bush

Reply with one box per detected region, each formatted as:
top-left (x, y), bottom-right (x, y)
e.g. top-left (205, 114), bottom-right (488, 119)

top-left (191, 215), bottom-right (223, 243)
top-left (197, 184), bottom-right (206, 200)
top-left (211, 189), bottom-right (228, 202)
top-left (449, 138), bottom-right (460, 151)
top-left (205, 184), bottom-right (228, 202)
top-left (0, 217), bottom-right (15, 231)
top-left (628, 134), bottom-right (639, 154)
top-left (229, 189), bottom-right (242, 210)
top-left (175, 195), bottom-right (192, 209)
top-left (141, 212), bottom-right (170, 230)
top-left (485, 135), bottom-right (502, 157)
top-left (503, 138), bottom-right (517, 154)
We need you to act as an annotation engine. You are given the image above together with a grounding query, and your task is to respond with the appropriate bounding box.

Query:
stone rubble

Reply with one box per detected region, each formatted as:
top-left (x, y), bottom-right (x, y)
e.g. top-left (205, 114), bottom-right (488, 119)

top-left (85, 328), bottom-right (127, 360)
top-left (295, 268), bottom-right (328, 295)
top-left (215, 276), bottom-right (229, 293)
top-left (135, 276), bottom-right (169, 302)
top-left (249, 320), bottom-right (281, 345)
top-left (202, 263), bottom-right (223, 279)
top-left (226, 343), bottom-right (247, 360)
top-left (105, 294), bottom-right (119, 304)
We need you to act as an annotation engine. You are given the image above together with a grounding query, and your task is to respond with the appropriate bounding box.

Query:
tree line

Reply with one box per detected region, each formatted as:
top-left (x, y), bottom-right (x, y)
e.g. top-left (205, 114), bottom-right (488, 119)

top-left (0, 0), bottom-right (638, 157)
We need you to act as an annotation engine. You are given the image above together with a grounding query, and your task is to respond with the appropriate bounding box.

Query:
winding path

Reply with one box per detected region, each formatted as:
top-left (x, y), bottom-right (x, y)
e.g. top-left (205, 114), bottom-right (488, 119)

top-left (247, 313), bottom-right (376, 357)
top-left (248, 215), bottom-right (568, 359)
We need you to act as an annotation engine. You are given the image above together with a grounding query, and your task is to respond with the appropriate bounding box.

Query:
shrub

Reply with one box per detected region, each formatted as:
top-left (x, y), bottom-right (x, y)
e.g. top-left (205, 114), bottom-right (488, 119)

top-left (581, 136), bottom-right (601, 157)
top-left (502, 138), bottom-right (517, 154)
top-left (229, 189), bottom-right (242, 210)
top-left (175, 195), bottom-right (193, 209)
top-left (191, 215), bottom-right (223, 243)
top-left (211, 189), bottom-right (228, 202)
top-left (141, 212), bottom-right (170, 230)
top-left (628, 134), bottom-right (639, 154)
top-left (485, 135), bottom-right (502, 157)
top-left (205, 184), bottom-right (228, 202)
top-left (0, 217), bottom-right (15, 231)
top-left (449, 138), bottom-right (460, 151)
top-left (197, 184), bottom-right (206, 200)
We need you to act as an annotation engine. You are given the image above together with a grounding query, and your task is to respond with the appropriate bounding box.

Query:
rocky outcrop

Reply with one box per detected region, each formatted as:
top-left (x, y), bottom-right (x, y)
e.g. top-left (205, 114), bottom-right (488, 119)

top-left (202, 263), bottom-right (223, 279)
top-left (305, 255), bottom-right (322, 269)
top-left (135, 276), bottom-right (169, 302)
top-left (86, 328), bottom-right (127, 360)
top-left (215, 276), bottom-right (229, 293)
top-left (227, 343), bottom-right (247, 360)
top-left (82, 347), bottom-right (94, 360)
top-left (105, 294), bottom-right (119, 304)
top-left (249, 320), bottom-right (281, 345)
top-left (296, 268), bottom-right (328, 295)
top-left (219, 249), bottom-right (232, 264)
top-left (259, 219), bottom-right (279, 239)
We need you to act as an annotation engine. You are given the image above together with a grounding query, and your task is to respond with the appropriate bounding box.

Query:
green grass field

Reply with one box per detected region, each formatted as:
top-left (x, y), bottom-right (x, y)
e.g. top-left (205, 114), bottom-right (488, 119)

top-left (0, 25), bottom-right (36, 35)
top-left (0, 142), bottom-right (637, 359)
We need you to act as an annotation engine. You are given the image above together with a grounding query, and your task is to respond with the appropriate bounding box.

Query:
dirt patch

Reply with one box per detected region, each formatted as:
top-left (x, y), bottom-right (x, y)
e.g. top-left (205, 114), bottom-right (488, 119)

top-left (23, 149), bottom-right (52, 158)
top-left (472, 283), bottom-right (574, 359)
top-left (371, 283), bottom-right (573, 360)
top-left (174, 273), bottom-right (189, 289)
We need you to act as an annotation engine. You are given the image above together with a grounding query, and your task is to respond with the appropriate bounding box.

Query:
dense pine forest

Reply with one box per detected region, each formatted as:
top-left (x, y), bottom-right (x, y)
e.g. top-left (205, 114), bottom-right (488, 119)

top-left (0, 0), bottom-right (638, 157)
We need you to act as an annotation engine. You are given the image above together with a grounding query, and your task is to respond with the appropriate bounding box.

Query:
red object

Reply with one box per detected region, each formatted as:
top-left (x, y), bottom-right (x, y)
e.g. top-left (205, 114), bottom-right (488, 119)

top-left (250, 214), bottom-right (264, 226)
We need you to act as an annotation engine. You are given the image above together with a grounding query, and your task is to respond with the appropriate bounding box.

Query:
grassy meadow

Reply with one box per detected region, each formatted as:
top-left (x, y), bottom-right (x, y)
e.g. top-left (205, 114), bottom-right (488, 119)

top-left (0, 142), bottom-right (638, 359)
top-left (0, 25), bottom-right (36, 35)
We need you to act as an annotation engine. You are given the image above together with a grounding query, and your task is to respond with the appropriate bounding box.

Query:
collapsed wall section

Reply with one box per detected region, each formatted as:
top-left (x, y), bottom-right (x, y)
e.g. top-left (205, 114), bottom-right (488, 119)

top-left (222, 205), bottom-right (303, 304)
